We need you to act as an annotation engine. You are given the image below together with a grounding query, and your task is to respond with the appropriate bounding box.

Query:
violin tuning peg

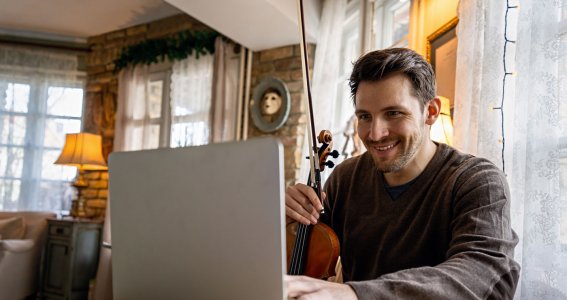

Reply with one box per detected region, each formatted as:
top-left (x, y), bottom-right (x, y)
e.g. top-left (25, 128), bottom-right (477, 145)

top-left (330, 150), bottom-right (340, 158)
top-left (325, 161), bottom-right (335, 168)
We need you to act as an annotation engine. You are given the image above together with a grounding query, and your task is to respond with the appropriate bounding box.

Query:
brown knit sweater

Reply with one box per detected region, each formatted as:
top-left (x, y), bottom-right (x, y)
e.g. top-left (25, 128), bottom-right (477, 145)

top-left (322, 143), bottom-right (520, 299)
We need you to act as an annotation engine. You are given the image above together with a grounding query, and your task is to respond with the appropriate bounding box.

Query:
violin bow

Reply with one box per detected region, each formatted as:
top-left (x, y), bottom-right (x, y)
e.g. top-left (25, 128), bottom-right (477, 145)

top-left (296, 0), bottom-right (324, 205)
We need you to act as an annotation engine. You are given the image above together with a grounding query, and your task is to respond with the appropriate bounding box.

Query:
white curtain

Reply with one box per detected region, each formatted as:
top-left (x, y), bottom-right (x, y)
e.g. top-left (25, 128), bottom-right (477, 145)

top-left (170, 53), bottom-right (213, 147)
top-left (455, 1), bottom-right (567, 298)
top-left (299, 0), bottom-right (347, 182)
top-left (453, 0), bottom-right (504, 162)
top-left (211, 37), bottom-right (242, 143)
top-left (0, 45), bottom-right (83, 212)
top-left (114, 65), bottom-right (154, 151)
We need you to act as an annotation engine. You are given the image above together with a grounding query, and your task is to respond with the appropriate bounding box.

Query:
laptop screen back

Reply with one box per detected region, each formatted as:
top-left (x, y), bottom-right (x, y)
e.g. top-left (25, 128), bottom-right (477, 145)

top-left (109, 138), bottom-right (286, 300)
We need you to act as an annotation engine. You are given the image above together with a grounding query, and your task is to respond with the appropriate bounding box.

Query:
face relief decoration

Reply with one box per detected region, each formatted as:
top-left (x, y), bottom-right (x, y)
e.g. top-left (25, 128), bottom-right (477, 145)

top-left (250, 77), bottom-right (291, 133)
top-left (260, 90), bottom-right (283, 123)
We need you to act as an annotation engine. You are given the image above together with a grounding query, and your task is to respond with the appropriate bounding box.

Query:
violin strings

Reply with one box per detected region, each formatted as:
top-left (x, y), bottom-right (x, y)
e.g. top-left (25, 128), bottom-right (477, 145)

top-left (290, 223), bottom-right (309, 274)
top-left (290, 224), bottom-right (305, 274)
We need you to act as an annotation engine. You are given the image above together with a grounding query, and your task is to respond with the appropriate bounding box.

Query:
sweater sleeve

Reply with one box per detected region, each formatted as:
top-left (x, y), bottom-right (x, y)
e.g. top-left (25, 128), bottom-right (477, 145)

top-left (346, 160), bottom-right (520, 300)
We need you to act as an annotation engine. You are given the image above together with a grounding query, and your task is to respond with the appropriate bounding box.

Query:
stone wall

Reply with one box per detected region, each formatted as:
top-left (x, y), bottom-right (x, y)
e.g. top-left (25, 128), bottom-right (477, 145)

top-left (81, 14), bottom-right (311, 217)
top-left (81, 14), bottom-right (209, 218)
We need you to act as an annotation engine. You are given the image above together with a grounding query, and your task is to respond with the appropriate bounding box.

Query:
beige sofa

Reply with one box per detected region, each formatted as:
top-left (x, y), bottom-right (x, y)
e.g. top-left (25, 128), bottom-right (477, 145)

top-left (0, 211), bottom-right (56, 300)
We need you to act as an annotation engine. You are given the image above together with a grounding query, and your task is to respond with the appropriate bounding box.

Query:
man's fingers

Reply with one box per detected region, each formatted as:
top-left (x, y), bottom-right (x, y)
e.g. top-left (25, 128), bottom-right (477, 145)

top-left (285, 193), bottom-right (318, 224)
top-left (285, 205), bottom-right (314, 225)
top-left (285, 275), bottom-right (358, 300)
top-left (287, 184), bottom-right (324, 212)
top-left (285, 275), bottom-right (320, 297)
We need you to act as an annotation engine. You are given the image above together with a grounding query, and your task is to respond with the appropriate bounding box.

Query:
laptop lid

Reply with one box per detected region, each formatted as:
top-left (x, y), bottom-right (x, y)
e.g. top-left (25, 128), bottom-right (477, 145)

top-left (109, 137), bottom-right (286, 300)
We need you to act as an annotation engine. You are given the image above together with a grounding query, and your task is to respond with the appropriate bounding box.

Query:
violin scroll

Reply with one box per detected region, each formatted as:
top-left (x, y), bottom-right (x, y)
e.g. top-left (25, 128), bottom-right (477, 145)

top-left (316, 130), bottom-right (340, 171)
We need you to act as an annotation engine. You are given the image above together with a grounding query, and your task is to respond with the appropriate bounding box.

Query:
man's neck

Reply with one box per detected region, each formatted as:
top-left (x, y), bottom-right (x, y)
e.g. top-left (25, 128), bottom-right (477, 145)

top-left (383, 140), bottom-right (438, 186)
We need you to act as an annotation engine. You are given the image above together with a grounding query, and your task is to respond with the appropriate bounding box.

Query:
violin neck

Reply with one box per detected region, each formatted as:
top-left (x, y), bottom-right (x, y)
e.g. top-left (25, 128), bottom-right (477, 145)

top-left (288, 223), bottom-right (312, 275)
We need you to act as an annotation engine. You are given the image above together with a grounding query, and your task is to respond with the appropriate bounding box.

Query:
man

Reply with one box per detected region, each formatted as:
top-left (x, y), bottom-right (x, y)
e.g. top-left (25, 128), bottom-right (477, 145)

top-left (285, 48), bottom-right (520, 299)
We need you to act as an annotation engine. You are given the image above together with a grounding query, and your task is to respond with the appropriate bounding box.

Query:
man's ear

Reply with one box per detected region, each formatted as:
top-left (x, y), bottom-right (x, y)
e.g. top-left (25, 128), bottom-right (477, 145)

top-left (425, 97), bottom-right (441, 125)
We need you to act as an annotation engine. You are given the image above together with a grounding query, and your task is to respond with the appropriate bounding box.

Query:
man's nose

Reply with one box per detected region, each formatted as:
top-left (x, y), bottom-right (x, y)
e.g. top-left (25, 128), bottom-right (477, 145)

top-left (368, 119), bottom-right (389, 141)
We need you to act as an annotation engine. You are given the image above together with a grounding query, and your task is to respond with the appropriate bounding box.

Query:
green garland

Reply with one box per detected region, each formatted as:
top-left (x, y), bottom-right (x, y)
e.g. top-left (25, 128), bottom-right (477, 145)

top-left (114, 30), bottom-right (219, 72)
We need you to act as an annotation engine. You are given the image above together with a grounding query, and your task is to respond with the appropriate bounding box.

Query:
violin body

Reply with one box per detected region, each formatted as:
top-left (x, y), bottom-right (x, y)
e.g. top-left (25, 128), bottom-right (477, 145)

top-left (286, 222), bottom-right (340, 279)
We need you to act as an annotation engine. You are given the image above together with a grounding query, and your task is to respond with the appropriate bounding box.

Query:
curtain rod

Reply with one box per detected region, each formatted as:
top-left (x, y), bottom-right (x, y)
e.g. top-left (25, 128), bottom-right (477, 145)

top-left (0, 35), bottom-right (90, 54)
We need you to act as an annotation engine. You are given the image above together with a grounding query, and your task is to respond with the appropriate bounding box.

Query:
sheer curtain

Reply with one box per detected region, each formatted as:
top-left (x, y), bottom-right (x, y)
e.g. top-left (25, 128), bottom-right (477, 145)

top-left (299, 0), bottom-right (347, 181)
top-left (453, 0), bottom-right (504, 162)
top-left (170, 53), bottom-right (213, 147)
top-left (0, 45), bottom-right (84, 212)
top-left (455, 1), bottom-right (567, 298)
top-left (114, 65), bottom-right (152, 151)
top-left (211, 37), bottom-right (242, 143)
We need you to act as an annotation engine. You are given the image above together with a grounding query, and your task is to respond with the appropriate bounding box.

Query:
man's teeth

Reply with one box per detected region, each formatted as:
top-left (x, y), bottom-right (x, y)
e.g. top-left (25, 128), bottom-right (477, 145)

top-left (376, 143), bottom-right (396, 151)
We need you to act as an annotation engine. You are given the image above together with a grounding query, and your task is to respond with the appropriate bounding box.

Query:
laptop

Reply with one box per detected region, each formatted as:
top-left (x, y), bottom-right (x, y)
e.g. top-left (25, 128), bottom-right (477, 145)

top-left (109, 137), bottom-right (286, 300)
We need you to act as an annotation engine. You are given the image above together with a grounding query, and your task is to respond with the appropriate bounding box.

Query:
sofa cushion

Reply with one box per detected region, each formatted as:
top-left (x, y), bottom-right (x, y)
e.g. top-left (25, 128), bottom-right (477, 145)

top-left (0, 217), bottom-right (26, 240)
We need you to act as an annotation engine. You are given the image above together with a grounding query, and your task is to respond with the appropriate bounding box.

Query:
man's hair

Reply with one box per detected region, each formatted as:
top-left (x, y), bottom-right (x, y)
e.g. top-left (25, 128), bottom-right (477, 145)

top-left (349, 48), bottom-right (436, 106)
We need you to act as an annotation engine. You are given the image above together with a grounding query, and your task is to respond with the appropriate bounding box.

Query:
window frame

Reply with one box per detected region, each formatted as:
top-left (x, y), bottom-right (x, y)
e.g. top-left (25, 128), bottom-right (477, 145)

top-left (0, 76), bottom-right (85, 211)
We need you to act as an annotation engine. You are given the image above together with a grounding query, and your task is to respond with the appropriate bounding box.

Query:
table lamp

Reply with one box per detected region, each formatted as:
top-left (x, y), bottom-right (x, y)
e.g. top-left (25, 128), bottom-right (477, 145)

top-left (430, 96), bottom-right (454, 146)
top-left (55, 132), bottom-right (107, 218)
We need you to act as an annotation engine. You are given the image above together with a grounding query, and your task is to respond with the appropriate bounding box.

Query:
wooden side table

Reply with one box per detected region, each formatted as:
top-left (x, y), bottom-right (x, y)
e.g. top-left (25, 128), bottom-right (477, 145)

top-left (40, 218), bottom-right (102, 300)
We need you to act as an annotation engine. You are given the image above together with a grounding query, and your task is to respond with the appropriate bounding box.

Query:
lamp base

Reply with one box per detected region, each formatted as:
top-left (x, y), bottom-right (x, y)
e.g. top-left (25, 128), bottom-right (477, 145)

top-left (70, 178), bottom-right (89, 218)
top-left (70, 200), bottom-right (79, 218)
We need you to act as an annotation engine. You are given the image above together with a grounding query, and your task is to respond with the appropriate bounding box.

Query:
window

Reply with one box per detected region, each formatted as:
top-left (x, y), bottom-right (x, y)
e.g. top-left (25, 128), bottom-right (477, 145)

top-left (134, 63), bottom-right (172, 149)
top-left (331, 0), bottom-right (412, 162)
top-left (372, 0), bottom-right (411, 49)
top-left (116, 53), bottom-right (214, 152)
top-left (0, 60), bottom-right (84, 211)
top-left (331, 0), bottom-right (363, 164)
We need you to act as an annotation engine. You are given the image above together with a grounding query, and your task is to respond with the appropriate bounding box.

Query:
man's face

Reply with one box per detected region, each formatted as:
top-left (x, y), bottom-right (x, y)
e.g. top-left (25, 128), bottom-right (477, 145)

top-left (355, 73), bottom-right (429, 173)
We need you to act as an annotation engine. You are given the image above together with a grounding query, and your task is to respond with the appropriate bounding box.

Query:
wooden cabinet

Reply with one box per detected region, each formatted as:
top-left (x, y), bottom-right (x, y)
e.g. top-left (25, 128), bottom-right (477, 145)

top-left (41, 219), bottom-right (102, 300)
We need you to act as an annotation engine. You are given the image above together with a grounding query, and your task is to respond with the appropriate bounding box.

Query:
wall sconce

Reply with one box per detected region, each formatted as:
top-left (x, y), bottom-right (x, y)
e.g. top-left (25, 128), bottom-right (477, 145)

top-left (54, 133), bottom-right (107, 218)
top-left (430, 96), bottom-right (454, 146)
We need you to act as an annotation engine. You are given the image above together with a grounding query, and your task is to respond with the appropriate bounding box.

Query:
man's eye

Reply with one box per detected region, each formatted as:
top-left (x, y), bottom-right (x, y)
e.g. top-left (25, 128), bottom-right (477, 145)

top-left (387, 111), bottom-right (402, 117)
top-left (357, 114), bottom-right (371, 121)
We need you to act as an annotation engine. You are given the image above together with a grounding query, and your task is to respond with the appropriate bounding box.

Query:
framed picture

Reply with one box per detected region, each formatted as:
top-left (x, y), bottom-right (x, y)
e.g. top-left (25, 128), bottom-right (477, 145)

top-left (427, 17), bottom-right (459, 112)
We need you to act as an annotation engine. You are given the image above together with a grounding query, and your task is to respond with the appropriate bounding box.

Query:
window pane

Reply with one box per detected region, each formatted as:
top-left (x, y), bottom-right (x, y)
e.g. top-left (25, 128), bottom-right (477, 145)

top-left (0, 146), bottom-right (24, 178)
top-left (170, 122), bottom-right (209, 147)
top-left (374, 0), bottom-right (410, 49)
top-left (148, 79), bottom-right (163, 119)
top-left (44, 118), bottom-right (81, 148)
top-left (0, 179), bottom-right (21, 210)
top-left (132, 125), bottom-right (160, 150)
top-left (132, 80), bottom-right (163, 120)
top-left (37, 180), bottom-right (74, 212)
top-left (391, 1), bottom-right (410, 44)
top-left (3, 83), bottom-right (30, 113)
top-left (42, 149), bottom-right (77, 180)
top-left (47, 87), bottom-right (84, 117)
top-left (0, 115), bottom-right (27, 145)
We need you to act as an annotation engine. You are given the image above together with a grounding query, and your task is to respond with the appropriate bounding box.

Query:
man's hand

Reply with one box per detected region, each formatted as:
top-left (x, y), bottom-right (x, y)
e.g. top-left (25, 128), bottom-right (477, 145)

top-left (285, 184), bottom-right (325, 225)
top-left (285, 275), bottom-right (357, 300)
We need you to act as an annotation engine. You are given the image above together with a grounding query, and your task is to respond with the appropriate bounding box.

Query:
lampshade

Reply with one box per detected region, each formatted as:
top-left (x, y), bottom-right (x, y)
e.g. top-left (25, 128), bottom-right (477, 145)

top-left (55, 133), bottom-right (107, 170)
top-left (430, 96), bottom-right (454, 146)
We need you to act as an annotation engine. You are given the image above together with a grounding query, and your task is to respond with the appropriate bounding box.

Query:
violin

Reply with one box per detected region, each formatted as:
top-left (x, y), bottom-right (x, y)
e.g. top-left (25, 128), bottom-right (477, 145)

top-left (285, 0), bottom-right (340, 280)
